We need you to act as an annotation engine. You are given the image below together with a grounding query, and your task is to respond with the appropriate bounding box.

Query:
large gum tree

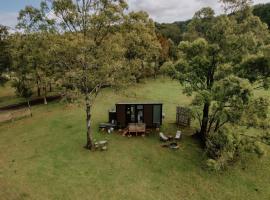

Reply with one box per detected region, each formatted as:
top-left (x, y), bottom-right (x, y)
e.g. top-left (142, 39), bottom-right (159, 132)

top-left (172, 2), bottom-right (270, 141)
top-left (47, 0), bottom-right (128, 150)
top-left (17, 0), bottom-right (160, 150)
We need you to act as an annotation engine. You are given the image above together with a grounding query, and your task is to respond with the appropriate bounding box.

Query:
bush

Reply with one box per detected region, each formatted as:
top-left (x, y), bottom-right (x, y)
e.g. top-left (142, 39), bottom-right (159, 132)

top-left (206, 159), bottom-right (221, 171)
top-left (205, 127), bottom-right (266, 170)
top-left (160, 61), bottom-right (176, 77)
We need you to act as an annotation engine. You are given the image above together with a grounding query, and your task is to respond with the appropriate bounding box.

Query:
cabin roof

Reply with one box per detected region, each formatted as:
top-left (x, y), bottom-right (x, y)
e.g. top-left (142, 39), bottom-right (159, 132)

top-left (116, 102), bottom-right (163, 105)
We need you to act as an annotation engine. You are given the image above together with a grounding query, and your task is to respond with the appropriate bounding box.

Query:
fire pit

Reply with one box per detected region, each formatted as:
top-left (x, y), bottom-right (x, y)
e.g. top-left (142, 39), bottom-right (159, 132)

top-left (169, 142), bottom-right (179, 149)
top-left (161, 142), bottom-right (179, 150)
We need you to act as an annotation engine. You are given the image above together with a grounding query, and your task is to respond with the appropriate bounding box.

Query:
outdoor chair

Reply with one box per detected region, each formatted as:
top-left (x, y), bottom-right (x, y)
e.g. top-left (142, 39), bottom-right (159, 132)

top-left (175, 131), bottom-right (182, 140)
top-left (159, 132), bottom-right (169, 142)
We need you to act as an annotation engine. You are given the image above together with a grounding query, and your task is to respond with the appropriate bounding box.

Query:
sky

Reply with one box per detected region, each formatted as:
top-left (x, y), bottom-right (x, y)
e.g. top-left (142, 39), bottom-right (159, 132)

top-left (0, 0), bottom-right (269, 28)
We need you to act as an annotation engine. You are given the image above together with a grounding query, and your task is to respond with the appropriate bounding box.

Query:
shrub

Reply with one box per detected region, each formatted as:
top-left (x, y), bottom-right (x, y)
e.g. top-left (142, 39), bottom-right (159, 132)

top-left (205, 127), bottom-right (266, 170)
top-left (160, 61), bottom-right (176, 77)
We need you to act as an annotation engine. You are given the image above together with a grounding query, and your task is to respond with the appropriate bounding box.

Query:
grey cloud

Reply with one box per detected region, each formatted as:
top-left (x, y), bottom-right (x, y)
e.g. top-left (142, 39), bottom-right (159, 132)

top-left (127, 0), bottom-right (270, 22)
top-left (0, 0), bottom-right (269, 27)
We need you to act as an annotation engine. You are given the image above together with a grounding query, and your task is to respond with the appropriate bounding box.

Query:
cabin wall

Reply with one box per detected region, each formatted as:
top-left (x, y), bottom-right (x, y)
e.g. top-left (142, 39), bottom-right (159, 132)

top-left (116, 104), bottom-right (126, 128)
top-left (144, 105), bottom-right (153, 128)
top-left (116, 103), bottom-right (163, 128)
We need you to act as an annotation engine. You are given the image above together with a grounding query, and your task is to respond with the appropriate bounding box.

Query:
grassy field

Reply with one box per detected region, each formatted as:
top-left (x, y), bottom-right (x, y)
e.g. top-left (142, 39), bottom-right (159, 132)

top-left (0, 77), bottom-right (269, 200)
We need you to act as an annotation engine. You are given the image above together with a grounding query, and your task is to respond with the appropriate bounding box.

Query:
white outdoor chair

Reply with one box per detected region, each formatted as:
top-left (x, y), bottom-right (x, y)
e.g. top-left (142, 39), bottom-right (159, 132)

top-left (175, 131), bottom-right (182, 140)
top-left (159, 132), bottom-right (169, 142)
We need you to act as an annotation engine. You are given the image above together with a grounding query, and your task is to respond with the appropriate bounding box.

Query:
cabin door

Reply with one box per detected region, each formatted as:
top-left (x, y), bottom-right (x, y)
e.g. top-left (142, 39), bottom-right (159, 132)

top-left (126, 105), bottom-right (144, 124)
top-left (126, 105), bottom-right (136, 124)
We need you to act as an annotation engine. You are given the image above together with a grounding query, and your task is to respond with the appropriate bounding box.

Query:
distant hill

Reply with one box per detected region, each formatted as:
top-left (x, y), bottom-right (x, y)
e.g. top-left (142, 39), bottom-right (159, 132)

top-left (156, 3), bottom-right (270, 44)
top-left (155, 20), bottom-right (190, 44)
top-left (253, 3), bottom-right (270, 28)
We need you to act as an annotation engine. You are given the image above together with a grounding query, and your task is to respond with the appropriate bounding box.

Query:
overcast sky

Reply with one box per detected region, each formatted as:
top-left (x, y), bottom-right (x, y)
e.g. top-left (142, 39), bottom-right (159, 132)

top-left (0, 0), bottom-right (269, 28)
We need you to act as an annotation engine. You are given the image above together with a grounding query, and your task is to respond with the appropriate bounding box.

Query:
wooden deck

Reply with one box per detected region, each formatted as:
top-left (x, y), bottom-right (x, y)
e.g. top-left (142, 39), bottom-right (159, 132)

top-left (122, 123), bottom-right (146, 136)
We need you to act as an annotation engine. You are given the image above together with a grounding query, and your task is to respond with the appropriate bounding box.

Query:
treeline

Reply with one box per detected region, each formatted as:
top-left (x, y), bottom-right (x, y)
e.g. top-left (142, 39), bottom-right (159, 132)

top-left (253, 3), bottom-right (270, 28)
top-left (156, 3), bottom-right (270, 44)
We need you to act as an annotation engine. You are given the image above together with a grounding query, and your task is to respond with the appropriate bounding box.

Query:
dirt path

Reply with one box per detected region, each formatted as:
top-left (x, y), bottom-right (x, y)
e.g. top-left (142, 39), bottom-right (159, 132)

top-left (0, 95), bottom-right (62, 112)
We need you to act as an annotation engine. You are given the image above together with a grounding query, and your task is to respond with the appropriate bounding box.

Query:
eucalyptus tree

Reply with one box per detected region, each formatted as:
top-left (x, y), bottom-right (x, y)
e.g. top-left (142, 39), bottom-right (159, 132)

top-left (0, 25), bottom-right (10, 85)
top-left (122, 11), bottom-right (161, 81)
top-left (165, 1), bottom-right (270, 168)
top-left (41, 0), bottom-right (129, 150)
top-left (171, 3), bottom-right (270, 141)
top-left (219, 0), bottom-right (253, 13)
top-left (16, 2), bottom-right (56, 101)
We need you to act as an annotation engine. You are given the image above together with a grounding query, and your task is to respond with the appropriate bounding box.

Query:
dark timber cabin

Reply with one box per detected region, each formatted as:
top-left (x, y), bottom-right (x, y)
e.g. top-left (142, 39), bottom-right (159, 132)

top-left (115, 103), bottom-right (163, 128)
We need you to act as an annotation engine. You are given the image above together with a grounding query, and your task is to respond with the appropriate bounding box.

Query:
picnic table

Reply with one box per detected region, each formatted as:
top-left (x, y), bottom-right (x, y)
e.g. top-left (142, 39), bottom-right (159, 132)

top-left (127, 123), bottom-right (146, 136)
top-left (99, 123), bottom-right (117, 130)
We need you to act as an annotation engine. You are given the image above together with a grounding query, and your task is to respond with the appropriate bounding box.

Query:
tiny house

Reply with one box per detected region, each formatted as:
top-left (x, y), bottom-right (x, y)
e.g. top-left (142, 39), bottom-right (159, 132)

top-left (115, 102), bottom-right (163, 128)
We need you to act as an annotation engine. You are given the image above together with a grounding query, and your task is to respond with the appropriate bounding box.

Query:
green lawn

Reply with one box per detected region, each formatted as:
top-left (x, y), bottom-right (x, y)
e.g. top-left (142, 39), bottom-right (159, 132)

top-left (0, 77), bottom-right (269, 200)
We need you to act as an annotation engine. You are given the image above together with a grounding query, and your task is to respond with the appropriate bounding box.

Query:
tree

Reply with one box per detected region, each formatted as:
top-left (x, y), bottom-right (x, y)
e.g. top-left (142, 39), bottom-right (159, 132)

top-left (155, 22), bottom-right (183, 44)
top-left (10, 34), bottom-right (36, 107)
top-left (219, 0), bottom-right (253, 13)
top-left (157, 35), bottom-right (178, 66)
top-left (253, 3), bottom-right (270, 28)
top-left (13, 78), bottom-right (33, 114)
top-left (16, 3), bottom-right (57, 101)
top-left (176, 4), bottom-right (268, 138)
top-left (0, 25), bottom-right (10, 85)
top-left (40, 0), bottom-right (129, 150)
top-left (167, 2), bottom-right (269, 168)
top-left (122, 11), bottom-right (160, 81)
top-left (10, 32), bottom-right (54, 104)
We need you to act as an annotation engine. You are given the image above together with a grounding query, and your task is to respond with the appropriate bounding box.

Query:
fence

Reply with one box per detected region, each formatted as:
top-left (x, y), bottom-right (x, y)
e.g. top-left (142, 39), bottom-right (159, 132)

top-left (176, 106), bottom-right (191, 127)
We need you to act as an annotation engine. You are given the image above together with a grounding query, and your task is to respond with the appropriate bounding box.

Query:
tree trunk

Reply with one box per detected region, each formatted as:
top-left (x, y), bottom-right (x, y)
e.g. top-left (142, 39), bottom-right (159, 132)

top-left (27, 99), bottom-right (32, 117)
top-left (85, 99), bottom-right (93, 150)
top-left (43, 86), bottom-right (47, 105)
top-left (37, 84), bottom-right (41, 97)
top-left (214, 119), bottom-right (220, 132)
top-left (200, 102), bottom-right (210, 140)
top-left (49, 82), bottom-right (52, 92)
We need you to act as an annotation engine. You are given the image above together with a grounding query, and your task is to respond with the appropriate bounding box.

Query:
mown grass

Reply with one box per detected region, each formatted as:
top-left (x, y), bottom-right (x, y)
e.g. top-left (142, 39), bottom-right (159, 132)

top-left (0, 77), bottom-right (269, 200)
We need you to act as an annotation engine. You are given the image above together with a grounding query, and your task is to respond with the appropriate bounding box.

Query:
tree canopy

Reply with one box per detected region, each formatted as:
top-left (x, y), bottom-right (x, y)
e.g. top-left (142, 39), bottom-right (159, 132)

top-left (11, 0), bottom-right (161, 150)
top-left (0, 25), bottom-right (10, 85)
top-left (163, 2), bottom-right (270, 168)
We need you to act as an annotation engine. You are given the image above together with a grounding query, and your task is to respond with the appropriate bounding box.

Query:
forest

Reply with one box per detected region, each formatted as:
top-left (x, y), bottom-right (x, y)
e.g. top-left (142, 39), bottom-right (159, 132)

top-left (156, 2), bottom-right (270, 44)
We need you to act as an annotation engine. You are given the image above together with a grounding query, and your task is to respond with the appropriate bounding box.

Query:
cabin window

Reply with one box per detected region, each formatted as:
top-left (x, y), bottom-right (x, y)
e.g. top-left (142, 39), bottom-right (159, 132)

top-left (153, 105), bottom-right (161, 125)
top-left (137, 105), bottom-right (144, 123)
top-left (137, 105), bottom-right (143, 110)
top-left (130, 106), bottom-right (136, 122)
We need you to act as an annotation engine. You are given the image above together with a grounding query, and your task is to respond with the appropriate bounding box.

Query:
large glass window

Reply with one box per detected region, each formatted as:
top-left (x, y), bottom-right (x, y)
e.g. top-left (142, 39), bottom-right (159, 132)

top-left (137, 105), bottom-right (144, 123)
top-left (130, 106), bottom-right (135, 122)
top-left (153, 105), bottom-right (161, 125)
